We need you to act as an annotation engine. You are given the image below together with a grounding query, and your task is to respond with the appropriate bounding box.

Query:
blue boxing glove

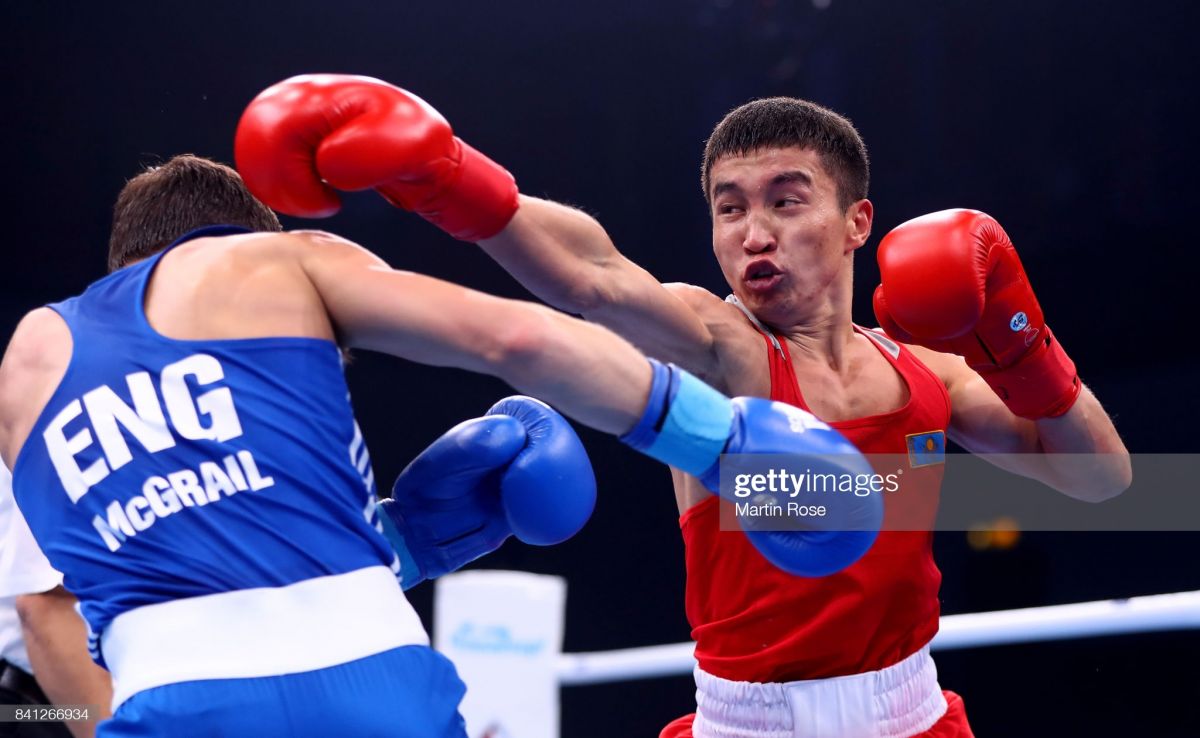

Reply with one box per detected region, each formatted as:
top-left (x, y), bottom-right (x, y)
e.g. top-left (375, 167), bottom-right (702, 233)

top-left (378, 396), bottom-right (596, 589)
top-left (621, 360), bottom-right (882, 577)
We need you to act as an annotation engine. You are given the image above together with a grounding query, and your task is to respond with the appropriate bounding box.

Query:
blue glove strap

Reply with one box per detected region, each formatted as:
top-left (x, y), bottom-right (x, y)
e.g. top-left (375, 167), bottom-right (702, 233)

top-left (618, 359), bottom-right (673, 447)
top-left (377, 505), bottom-right (425, 591)
top-left (620, 359), bottom-right (733, 477)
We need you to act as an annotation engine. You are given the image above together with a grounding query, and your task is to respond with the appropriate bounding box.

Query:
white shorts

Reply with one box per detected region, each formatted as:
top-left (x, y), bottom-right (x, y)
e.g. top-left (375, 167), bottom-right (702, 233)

top-left (693, 644), bottom-right (948, 738)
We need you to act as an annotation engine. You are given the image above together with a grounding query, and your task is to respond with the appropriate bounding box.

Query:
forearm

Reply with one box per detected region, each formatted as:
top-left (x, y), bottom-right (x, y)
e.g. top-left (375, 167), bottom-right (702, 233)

top-left (16, 588), bottom-right (112, 738)
top-left (1031, 385), bottom-right (1132, 502)
top-left (934, 348), bottom-right (1130, 502)
top-left (479, 195), bottom-right (628, 314)
top-left (486, 303), bottom-right (651, 435)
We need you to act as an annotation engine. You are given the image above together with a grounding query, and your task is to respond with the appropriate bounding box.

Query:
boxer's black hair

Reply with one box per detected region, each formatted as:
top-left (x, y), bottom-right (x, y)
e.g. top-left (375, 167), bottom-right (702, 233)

top-left (701, 98), bottom-right (869, 212)
top-left (108, 154), bottom-right (282, 272)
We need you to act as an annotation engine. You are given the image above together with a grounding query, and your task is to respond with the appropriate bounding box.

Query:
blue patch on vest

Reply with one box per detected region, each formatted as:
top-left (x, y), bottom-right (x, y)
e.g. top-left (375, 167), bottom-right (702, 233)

top-left (906, 430), bottom-right (946, 467)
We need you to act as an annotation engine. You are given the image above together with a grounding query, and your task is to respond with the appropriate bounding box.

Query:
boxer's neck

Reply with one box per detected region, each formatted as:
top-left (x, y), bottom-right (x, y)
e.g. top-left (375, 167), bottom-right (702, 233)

top-left (767, 265), bottom-right (857, 371)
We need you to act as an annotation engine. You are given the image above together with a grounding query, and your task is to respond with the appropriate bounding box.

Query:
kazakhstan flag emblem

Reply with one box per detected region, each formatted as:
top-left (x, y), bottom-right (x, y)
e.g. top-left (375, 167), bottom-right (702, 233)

top-left (906, 430), bottom-right (946, 468)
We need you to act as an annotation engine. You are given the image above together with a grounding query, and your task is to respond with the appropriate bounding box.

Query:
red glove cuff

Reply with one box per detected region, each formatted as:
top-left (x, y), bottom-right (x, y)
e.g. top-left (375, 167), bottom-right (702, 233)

top-left (402, 139), bottom-right (519, 242)
top-left (979, 326), bottom-right (1081, 419)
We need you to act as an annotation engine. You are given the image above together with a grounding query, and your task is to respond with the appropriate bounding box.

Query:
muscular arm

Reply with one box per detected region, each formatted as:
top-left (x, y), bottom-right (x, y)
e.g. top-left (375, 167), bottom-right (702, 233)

top-left (295, 230), bottom-right (655, 435)
top-left (479, 196), bottom-right (720, 373)
top-left (16, 587), bottom-right (112, 738)
top-left (913, 345), bottom-right (1131, 502)
top-left (235, 78), bottom-right (720, 379)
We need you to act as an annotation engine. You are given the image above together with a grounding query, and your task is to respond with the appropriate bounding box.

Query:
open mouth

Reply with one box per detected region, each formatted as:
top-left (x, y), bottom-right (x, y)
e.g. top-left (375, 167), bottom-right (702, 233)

top-left (743, 260), bottom-right (783, 290)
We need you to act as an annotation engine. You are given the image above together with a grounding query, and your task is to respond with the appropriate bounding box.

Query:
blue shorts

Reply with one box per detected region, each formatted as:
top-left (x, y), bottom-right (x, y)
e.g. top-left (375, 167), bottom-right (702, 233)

top-left (97, 646), bottom-right (467, 737)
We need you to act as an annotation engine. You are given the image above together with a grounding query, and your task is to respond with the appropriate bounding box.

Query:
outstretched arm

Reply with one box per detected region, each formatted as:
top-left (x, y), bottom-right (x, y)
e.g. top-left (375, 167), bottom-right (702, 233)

top-left (295, 230), bottom-right (651, 435)
top-left (479, 197), bottom-right (718, 370)
top-left (235, 74), bottom-right (720, 378)
top-left (295, 228), bottom-right (885, 577)
top-left (237, 76), bottom-right (887, 578)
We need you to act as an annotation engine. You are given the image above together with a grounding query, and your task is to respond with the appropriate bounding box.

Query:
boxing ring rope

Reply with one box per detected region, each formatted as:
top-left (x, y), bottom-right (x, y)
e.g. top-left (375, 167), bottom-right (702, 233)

top-left (435, 576), bottom-right (1200, 737)
top-left (555, 589), bottom-right (1200, 686)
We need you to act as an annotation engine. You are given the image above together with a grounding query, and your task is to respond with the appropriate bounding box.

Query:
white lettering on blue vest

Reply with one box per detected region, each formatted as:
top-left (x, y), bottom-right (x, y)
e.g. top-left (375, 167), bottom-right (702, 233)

top-left (91, 450), bottom-right (275, 552)
top-left (43, 354), bottom-right (244, 502)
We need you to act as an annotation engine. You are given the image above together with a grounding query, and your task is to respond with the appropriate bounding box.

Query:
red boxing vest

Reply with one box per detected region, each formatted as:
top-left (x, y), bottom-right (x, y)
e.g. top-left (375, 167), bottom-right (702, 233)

top-left (682, 325), bottom-right (951, 682)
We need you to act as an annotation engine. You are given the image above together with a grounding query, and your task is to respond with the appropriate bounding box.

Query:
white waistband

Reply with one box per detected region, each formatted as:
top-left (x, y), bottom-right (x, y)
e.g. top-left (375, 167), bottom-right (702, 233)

top-left (693, 645), bottom-right (947, 738)
top-left (103, 566), bottom-right (428, 709)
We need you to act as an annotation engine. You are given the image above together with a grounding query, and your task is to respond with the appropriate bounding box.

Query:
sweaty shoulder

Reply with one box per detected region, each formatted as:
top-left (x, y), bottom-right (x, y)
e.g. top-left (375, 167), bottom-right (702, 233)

top-left (662, 283), bottom-right (767, 394)
top-left (174, 230), bottom-right (337, 272)
top-left (0, 308), bottom-right (72, 467)
top-left (145, 230), bottom-right (344, 343)
top-left (284, 229), bottom-right (366, 252)
top-left (663, 282), bottom-right (725, 313)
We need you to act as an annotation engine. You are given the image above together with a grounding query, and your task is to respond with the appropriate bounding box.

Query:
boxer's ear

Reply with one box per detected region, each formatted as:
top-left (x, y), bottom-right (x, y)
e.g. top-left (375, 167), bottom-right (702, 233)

top-left (846, 198), bottom-right (873, 252)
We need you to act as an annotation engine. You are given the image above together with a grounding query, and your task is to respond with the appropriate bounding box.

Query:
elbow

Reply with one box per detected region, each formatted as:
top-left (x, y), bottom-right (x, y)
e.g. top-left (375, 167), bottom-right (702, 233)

top-left (1064, 456), bottom-right (1133, 503)
top-left (485, 305), bottom-right (560, 378)
top-left (1098, 457), bottom-right (1134, 502)
top-left (560, 276), bottom-right (618, 317)
top-left (556, 252), bottom-right (629, 316)
top-left (1076, 482), bottom-right (1126, 504)
top-left (1096, 452), bottom-right (1134, 502)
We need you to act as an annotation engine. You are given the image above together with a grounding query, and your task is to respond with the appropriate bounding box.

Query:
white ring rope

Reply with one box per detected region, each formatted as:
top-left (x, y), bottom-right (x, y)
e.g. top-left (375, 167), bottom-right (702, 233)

top-left (556, 590), bottom-right (1200, 686)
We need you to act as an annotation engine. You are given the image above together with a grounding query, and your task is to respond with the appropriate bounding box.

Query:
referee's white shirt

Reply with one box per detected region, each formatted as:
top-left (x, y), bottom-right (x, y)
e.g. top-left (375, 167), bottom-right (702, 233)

top-left (0, 461), bottom-right (63, 673)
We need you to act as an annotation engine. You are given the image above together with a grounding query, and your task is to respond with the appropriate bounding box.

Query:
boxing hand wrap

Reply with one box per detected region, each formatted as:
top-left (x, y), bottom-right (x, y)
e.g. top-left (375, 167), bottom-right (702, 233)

top-left (375, 504), bottom-right (425, 590)
top-left (236, 74), bottom-right (519, 240)
top-left (875, 209), bottom-right (1081, 420)
top-left (621, 360), bottom-right (881, 577)
top-left (618, 359), bottom-right (733, 478)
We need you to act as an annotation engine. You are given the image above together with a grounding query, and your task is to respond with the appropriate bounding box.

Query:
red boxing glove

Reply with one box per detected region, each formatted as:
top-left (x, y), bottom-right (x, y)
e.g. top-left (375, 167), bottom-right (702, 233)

top-left (234, 74), bottom-right (519, 241)
top-left (873, 209), bottom-right (1081, 419)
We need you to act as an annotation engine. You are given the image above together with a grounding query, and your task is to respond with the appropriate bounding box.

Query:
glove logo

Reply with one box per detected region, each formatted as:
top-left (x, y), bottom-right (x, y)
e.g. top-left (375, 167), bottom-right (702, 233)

top-left (782, 406), bottom-right (831, 434)
top-left (1022, 325), bottom-right (1041, 347)
top-left (1009, 311), bottom-right (1029, 332)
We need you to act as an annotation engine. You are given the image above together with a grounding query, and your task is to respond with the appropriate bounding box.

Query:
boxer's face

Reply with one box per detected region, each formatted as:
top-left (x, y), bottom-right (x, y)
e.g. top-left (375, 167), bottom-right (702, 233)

top-left (708, 146), bottom-right (870, 324)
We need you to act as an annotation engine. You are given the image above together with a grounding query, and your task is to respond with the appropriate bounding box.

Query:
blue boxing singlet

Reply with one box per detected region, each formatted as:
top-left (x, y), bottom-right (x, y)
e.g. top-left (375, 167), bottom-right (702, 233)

top-left (10, 227), bottom-right (430, 707)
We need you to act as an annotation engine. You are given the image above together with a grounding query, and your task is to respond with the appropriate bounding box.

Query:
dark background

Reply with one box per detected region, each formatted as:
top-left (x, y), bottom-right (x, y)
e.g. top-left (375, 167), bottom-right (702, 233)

top-left (6, 1), bottom-right (1199, 735)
